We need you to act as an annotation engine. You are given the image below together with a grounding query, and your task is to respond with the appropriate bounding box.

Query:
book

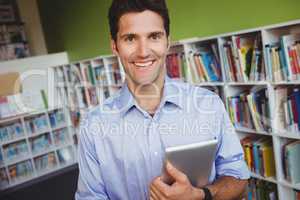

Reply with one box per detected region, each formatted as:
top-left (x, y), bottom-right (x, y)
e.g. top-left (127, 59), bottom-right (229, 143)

top-left (247, 87), bottom-right (270, 132)
top-left (0, 120), bottom-right (24, 143)
top-left (25, 114), bottom-right (49, 135)
top-left (227, 94), bottom-right (254, 130)
top-left (189, 43), bottom-right (222, 82)
top-left (275, 86), bottom-right (300, 134)
top-left (241, 136), bottom-right (275, 177)
top-left (166, 53), bottom-right (181, 79)
top-left (40, 90), bottom-right (48, 109)
top-left (0, 168), bottom-right (9, 187)
top-left (223, 42), bottom-right (238, 81)
top-left (220, 34), bottom-right (265, 82)
top-left (265, 34), bottom-right (300, 82)
top-left (29, 133), bottom-right (52, 154)
top-left (106, 62), bottom-right (123, 85)
top-left (295, 190), bottom-right (300, 200)
top-left (246, 178), bottom-right (278, 200)
top-left (281, 33), bottom-right (300, 81)
top-left (54, 66), bottom-right (66, 84)
top-left (48, 109), bottom-right (66, 128)
top-left (3, 139), bottom-right (29, 161)
top-left (53, 128), bottom-right (69, 146)
top-left (0, 95), bottom-right (21, 119)
top-left (227, 87), bottom-right (270, 132)
top-left (94, 64), bottom-right (108, 86)
top-left (57, 146), bottom-right (74, 165)
top-left (283, 140), bottom-right (300, 184)
top-left (34, 152), bottom-right (57, 172)
top-left (187, 51), bottom-right (200, 83)
top-left (8, 159), bottom-right (33, 182)
top-left (274, 87), bottom-right (288, 132)
top-left (68, 64), bottom-right (82, 85)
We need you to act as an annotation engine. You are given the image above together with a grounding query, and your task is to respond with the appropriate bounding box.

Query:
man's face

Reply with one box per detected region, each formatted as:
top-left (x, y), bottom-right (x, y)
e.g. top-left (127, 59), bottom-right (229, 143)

top-left (111, 10), bottom-right (169, 89)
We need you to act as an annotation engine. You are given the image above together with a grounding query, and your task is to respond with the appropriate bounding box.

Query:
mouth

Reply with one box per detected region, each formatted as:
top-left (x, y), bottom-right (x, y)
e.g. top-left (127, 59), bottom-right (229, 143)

top-left (132, 60), bottom-right (156, 68)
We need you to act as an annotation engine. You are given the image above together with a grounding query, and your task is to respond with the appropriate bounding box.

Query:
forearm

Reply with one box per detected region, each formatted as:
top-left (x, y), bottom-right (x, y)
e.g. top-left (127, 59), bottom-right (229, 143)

top-left (205, 176), bottom-right (248, 200)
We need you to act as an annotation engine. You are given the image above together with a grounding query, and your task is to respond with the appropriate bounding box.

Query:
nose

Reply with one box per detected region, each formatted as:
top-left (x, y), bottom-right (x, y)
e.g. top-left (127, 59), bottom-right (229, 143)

top-left (136, 39), bottom-right (150, 58)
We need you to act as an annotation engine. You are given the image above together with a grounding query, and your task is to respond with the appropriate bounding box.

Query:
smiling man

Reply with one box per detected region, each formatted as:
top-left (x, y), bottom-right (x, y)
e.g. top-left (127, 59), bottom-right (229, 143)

top-left (75, 0), bottom-right (250, 200)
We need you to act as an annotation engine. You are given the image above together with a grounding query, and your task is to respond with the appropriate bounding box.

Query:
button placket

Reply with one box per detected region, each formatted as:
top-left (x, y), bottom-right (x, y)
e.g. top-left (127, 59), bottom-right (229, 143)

top-left (148, 119), bottom-right (164, 178)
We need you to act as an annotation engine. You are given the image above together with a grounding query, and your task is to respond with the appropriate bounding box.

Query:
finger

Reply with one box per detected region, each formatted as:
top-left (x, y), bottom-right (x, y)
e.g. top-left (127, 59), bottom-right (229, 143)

top-left (150, 186), bottom-right (161, 200)
top-left (152, 177), bottom-right (170, 197)
top-left (165, 161), bottom-right (188, 183)
top-left (150, 184), bottom-right (163, 199)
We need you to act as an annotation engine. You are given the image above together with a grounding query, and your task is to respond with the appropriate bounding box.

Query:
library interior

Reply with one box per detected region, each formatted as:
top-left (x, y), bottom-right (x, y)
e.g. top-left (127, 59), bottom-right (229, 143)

top-left (0, 0), bottom-right (300, 199)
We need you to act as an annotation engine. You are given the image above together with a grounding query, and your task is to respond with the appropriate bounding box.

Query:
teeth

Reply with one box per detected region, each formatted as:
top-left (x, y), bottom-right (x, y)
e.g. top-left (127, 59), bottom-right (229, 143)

top-left (134, 61), bottom-right (154, 67)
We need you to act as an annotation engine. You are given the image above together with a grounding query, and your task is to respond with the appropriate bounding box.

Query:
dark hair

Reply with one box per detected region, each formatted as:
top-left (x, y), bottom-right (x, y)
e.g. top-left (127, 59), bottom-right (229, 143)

top-left (108, 0), bottom-right (170, 41)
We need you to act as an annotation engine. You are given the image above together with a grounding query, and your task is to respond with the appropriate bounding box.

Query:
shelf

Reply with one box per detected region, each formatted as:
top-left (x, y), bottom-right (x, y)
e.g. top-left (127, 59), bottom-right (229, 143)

top-left (250, 172), bottom-right (278, 184)
top-left (4, 174), bottom-right (35, 189)
top-left (27, 128), bottom-right (51, 138)
top-left (51, 123), bottom-right (69, 131)
top-left (196, 82), bottom-right (225, 86)
top-left (1, 162), bottom-right (77, 192)
top-left (0, 113), bottom-right (28, 124)
top-left (279, 180), bottom-right (300, 191)
top-left (23, 109), bottom-right (47, 117)
top-left (0, 135), bottom-right (27, 146)
top-left (226, 81), bottom-right (268, 86)
top-left (31, 146), bottom-right (55, 158)
top-left (271, 81), bottom-right (300, 85)
top-left (235, 127), bottom-right (271, 136)
top-left (274, 131), bottom-right (300, 140)
top-left (47, 106), bottom-right (65, 113)
top-left (35, 165), bottom-right (60, 176)
top-left (32, 142), bottom-right (73, 159)
top-left (5, 154), bottom-right (31, 167)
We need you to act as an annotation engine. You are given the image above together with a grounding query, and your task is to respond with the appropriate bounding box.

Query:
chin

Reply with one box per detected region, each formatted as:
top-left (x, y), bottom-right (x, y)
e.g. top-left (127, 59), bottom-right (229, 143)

top-left (134, 75), bottom-right (158, 86)
top-left (136, 79), bottom-right (155, 86)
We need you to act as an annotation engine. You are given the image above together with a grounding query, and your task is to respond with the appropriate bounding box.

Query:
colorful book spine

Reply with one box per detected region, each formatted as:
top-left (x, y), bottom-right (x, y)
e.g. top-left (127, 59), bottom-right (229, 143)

top-left (241, 136), bottom-right (276, 178)
top-left (246, 178), bottom-right (278, 200)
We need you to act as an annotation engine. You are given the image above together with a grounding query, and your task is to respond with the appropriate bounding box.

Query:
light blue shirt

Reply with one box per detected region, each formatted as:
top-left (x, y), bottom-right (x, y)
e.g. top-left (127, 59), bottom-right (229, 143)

top-left (75, 76), bottom-right (250, 200)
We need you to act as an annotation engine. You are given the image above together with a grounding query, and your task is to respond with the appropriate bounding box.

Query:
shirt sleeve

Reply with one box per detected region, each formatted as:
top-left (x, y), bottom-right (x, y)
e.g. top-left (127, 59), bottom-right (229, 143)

top-left (215, 97), bottom-right (250, 180)
top-left (75, 115), bottom-right (109, 200)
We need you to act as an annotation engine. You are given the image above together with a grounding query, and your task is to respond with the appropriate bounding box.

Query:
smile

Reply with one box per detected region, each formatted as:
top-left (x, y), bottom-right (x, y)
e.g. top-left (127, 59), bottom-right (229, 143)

top-left (133, 60), bottom-right (155, 67)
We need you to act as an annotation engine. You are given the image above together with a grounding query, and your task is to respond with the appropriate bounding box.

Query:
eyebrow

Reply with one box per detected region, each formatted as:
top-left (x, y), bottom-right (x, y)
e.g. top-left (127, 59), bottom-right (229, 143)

top-left (119, 31), bottom-right (165, 39)
top-left (148, 31), bottom-right (165, 37)
top-left (120, 33), bottom-right (136, 40)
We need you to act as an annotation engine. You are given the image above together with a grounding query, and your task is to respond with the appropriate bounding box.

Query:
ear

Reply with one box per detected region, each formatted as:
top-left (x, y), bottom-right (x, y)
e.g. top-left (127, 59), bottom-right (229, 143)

top-left (110, 38), bottom-right (119, 56)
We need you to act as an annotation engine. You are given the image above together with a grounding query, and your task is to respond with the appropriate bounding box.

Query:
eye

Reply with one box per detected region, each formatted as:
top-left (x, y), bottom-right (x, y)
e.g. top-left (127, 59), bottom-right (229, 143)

top-left (150, 33), bottom-right (161, 41)
top-left (125, 35), bottom-right (135, 42)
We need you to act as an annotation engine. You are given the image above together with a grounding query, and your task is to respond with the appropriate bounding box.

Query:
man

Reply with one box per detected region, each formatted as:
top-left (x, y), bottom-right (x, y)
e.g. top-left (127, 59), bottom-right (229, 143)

top-left (75, 0), bottom-right (250, 199)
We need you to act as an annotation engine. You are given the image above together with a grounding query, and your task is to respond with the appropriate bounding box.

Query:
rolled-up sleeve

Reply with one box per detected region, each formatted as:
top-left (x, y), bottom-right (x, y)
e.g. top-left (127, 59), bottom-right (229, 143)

top-left (215, 98), bottom-right (250, 180)
top-left (75, 116), bottom-right (109, 200)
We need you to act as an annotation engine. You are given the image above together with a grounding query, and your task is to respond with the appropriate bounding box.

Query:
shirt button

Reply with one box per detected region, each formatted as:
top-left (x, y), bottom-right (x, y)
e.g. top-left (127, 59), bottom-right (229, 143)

top-left (154, 151), bottom-right (158, 156)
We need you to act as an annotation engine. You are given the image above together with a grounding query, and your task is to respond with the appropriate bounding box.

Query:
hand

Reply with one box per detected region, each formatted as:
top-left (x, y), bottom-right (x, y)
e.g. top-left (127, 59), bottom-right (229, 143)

top-left (150, 161), bottom-right (204, 200)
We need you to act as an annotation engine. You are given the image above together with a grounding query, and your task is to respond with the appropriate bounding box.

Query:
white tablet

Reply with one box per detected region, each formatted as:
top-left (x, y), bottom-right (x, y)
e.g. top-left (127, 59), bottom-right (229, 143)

top-left (161, 139), bottom-right (218, 187)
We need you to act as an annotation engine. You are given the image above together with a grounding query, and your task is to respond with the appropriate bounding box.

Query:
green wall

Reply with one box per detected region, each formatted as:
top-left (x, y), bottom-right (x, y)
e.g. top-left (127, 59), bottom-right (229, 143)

top-left (38, 0), bottom-right (300, 62)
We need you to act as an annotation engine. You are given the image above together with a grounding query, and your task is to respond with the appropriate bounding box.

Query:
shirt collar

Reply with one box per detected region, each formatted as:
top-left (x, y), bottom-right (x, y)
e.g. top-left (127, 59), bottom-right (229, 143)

top-left (118, 76), bottom-right (184, 116)
top-left (162, 76), bottom-right (184, 109)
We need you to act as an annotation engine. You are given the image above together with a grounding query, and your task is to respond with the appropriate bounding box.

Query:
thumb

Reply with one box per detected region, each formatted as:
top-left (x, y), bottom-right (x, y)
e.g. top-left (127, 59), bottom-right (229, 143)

top-left (166, 161), bottom-right (188, 183)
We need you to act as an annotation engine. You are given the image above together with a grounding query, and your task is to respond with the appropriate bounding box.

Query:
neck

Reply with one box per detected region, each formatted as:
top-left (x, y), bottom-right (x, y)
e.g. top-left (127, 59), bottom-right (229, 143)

top-left (127, 72), bottom-right (165, 115)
